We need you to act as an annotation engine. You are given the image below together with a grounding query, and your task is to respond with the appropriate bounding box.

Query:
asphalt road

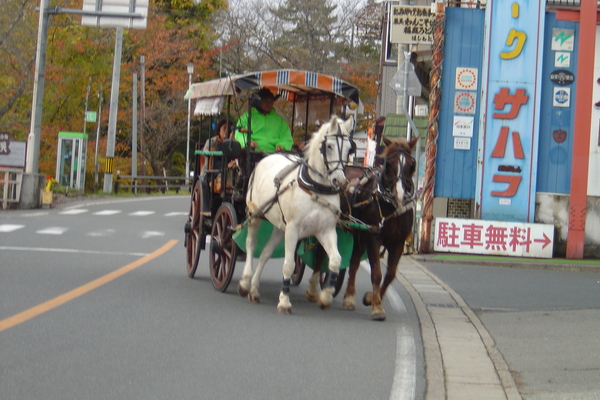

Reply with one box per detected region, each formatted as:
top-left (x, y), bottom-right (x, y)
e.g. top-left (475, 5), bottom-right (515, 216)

top-left (1, 195), bottom-right (425, 400)
top-left (423, 262), bottom-right (600, 400)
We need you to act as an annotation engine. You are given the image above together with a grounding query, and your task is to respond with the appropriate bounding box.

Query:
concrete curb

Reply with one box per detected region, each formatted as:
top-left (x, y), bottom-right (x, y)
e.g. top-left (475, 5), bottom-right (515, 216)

top-left (396, 264), bottom-right (446, 400)
top-left (398, 256), bottom-right (522, 400)
top-left (410, 254), bottom-right (600, 274)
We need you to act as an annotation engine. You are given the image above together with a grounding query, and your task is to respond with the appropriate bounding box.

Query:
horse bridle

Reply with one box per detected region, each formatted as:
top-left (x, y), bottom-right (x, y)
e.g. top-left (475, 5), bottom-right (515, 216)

top-left (298, 132), bottom-right (354, 195)
top-left (379, 148), bottom-right (416, 207)
top-left (320, 129), bottom-right (356, 175)
top-left (299, 126), bottom-right (355, 193)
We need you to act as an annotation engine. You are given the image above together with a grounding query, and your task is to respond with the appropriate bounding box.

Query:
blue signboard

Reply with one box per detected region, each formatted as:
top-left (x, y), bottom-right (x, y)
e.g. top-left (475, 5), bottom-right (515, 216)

top-left (478, 0), bottom-right (544, 222)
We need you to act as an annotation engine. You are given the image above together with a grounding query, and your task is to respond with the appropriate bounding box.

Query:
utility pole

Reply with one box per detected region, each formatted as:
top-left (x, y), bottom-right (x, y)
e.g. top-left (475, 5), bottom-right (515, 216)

top-left (132, 73), bottom-right (138, 193)
top-left (139, 54), bottom-right (147, 182)
top-left (20, 0), bottom-right (51, 208)
top-left (103, 27), bottom-right (124, 193)
top-left (94, 88), bottom-right (102, 192)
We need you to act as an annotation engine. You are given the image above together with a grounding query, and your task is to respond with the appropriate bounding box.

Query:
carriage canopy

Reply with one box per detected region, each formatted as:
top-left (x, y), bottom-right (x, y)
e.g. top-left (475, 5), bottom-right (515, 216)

top-left (184, 69), bottom-right (360, 116)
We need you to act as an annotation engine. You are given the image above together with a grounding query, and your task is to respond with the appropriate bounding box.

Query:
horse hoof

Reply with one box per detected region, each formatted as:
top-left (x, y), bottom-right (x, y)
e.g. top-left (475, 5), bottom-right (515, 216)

top-left (238, 284), bottom-right (249, 297)
top-left (277, 306), bottom-right (292, 314)
top-left (363, 292), bottom-right (373, 306)
top-left (371, 311), bottom-right (386, 321)
top-left (342, 300), bottom-right (355, 311)
top-left (318, 291), bottom-right (333, 310)
top-left (248, 294), bottom-right (260, 303)
top-left (305, 290), bottom-right (318, 303)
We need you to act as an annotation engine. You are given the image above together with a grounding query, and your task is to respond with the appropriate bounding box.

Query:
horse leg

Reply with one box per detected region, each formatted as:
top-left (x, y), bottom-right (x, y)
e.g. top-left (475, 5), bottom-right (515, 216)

top-left (342, 238), bottom-right (365, 311)
top-left (363, 236), bottom-right (386, 321)
top-left (315, 228), bottom-right (341, 310)
top-left (379, 243), bottom-right (403, 302)
top-left (248, 227), bottom-right (284, 303)
top-left (278, 228), bottom-right (299, 314)
top-left (380, 213), bottom-right (413, 301)
top-left (238, 218), bottom-right (260, 298)
top-left (306, 244), bottom-right (326, 302)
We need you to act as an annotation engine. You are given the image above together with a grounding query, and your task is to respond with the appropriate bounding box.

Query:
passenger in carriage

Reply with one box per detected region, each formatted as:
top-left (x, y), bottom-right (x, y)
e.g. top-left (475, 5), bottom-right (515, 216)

top-left (234, 88), bottom-right (293, 153)
top-left (201, 118), bottom-right (233, 173)
top-left (200, 118), bottom-right (233, 216)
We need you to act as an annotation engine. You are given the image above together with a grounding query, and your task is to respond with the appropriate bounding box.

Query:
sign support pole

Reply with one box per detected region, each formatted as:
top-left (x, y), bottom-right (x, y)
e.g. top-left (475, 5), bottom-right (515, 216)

top-left (103, 27), bottom-right (124, 193)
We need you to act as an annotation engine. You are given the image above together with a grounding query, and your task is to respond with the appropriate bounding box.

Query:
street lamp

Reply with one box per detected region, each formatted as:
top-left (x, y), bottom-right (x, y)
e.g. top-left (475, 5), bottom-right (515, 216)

top-left (185, 63), bottom-right (194, 188)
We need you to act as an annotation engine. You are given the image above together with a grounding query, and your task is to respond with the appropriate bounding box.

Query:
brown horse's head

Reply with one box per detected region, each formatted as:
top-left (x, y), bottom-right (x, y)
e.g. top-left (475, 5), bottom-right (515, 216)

top-left (376, 136), bottom-right (419, 206)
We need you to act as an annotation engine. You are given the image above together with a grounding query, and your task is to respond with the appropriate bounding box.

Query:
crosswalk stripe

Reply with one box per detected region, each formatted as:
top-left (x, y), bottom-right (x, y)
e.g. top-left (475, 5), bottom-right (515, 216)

top-left (36, 227), bottom-right (68, 235)
top-left (129, 211), bottom-right (155, 216)
top-left (60, 209), bottom-right (88, 215)
top-left (87, 229), bottom-right (116, 237)
top-left (92, 210), bottom-right (121, 216)
top-left (0, 224), bottom-right (25, 233)
top-left (140, 231), bottom-right (165, 239)
top-left (164, 212), bottom-right (188, 217)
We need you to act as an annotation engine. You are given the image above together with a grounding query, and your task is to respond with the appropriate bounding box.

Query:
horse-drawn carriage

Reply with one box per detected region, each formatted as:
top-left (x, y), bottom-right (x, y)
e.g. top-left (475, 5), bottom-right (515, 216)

top-left (183, 69), bottom-right (418, 320)
top-left (183, 70), bottom-right (360, 292)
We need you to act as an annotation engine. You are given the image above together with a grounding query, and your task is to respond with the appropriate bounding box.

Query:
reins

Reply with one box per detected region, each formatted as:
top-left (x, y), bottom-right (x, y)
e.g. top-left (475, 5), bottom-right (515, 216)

top-left (339, 146), bottom-right (417, 233)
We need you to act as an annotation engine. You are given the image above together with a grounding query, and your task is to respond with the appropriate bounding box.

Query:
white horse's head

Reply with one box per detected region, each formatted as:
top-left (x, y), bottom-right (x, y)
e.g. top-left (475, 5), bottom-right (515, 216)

top-left (304, 116), bottom-right (355, 189)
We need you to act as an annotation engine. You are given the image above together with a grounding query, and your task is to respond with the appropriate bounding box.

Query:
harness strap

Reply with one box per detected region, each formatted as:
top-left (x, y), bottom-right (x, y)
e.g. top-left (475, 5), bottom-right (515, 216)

top-left (378, 198), bottom-right (417, 228)
top-left (246, 180), bottom-right (296, 222)
top-left (298, 163), bottom-right (341, 195)
top-left (298, 185), bottom-right (342, 217)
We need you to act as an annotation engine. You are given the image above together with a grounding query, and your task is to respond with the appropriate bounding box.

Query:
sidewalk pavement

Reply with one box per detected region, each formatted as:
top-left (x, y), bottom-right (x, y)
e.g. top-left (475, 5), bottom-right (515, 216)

top-left (397, 253), bottom-right (599, 400)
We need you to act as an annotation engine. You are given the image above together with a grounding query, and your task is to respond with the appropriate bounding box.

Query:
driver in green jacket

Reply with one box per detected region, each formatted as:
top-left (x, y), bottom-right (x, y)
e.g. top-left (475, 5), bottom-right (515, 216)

top-left (234, 88), bottom-right (293, 153)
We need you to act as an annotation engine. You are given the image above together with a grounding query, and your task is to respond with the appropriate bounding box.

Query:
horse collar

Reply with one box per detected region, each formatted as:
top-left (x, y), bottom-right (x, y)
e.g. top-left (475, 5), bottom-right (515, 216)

top-left (298, 163), bottom-right (341, 195)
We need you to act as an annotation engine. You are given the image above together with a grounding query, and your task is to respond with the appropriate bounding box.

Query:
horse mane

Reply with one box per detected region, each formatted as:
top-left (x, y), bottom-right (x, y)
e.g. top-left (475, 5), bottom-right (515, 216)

top-left (379, 137), bottom-right (412, 159)
top-left (304, 115), bottom-right (349, 160)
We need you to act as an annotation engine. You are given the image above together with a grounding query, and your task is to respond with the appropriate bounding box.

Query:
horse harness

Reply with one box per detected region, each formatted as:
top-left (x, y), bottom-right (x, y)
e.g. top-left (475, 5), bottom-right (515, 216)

top-left (342, 147), bottom-right (417, 232)
top-left (245, 135), bottom-right (351, 224)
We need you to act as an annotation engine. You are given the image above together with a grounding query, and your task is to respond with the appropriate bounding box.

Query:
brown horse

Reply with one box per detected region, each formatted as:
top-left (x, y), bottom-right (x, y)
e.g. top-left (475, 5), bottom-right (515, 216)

top-left (307, 136), bottom-right (418, 320)
top-left (342, 136), bottom-right (418, 320)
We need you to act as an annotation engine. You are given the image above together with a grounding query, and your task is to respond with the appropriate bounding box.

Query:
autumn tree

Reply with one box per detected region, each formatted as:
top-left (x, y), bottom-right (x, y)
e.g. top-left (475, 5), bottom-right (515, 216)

top-left (213, 0), bottom-right (380, 128)
top-left (0, 0), bottom-right (226, 182)
top-left (125, 4), bottom-right (225, 176)
top-left (0, 0), bottom-right (39, 135)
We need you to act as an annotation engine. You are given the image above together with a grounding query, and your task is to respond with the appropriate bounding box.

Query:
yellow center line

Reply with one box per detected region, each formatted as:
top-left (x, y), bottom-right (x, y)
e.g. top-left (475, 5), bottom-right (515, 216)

top-left (0, 239), bottom-right (178, 333)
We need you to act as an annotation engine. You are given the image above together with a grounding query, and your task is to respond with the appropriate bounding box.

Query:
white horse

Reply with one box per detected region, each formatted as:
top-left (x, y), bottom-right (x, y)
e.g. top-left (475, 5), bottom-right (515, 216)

top-left (238, 116), bottom-right (355, 314)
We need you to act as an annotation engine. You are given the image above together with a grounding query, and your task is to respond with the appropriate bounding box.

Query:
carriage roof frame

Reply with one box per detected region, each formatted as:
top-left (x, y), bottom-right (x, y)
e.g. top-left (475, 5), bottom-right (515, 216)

top-left (184, 69), bottom-right (361, 118)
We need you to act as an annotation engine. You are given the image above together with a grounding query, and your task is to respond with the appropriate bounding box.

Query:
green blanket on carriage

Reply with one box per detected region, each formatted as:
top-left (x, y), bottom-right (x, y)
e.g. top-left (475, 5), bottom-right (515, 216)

top-left (232, 221), bottom-right (356, 271)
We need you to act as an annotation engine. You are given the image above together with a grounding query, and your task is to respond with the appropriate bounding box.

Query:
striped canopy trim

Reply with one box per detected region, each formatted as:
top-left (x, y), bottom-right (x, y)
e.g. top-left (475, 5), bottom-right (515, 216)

top-left (235, 70), bottom-right (360, 105)
top-left (185, 69), bottom-right (359, 106)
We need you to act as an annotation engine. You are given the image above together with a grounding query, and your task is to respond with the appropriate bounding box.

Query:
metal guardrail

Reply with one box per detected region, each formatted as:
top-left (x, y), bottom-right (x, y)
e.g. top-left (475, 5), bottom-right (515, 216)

top-left (0, 168), bottom-right (23, 209)
top-left (114, 175), bottom-right (190, 194)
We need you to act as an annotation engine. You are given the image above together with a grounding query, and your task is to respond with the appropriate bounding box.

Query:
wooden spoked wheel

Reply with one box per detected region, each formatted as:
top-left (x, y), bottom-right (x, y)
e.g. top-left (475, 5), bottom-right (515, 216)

top-left (209, 203), bottom-right (238, 292)
top-left (185, 181), bottom-right (204, 278)
top-left (291, 247), bottom-right (306, 286)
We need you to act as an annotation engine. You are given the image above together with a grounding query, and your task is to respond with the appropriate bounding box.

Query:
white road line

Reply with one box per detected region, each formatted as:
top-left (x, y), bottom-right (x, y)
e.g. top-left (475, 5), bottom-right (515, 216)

top-left (59, 209), bottom-right (88, 215)
top-left (129, 211), bottom-right (155, 216)
top-left (140, 231), bottom-right (165, 239)
top-left (92, 210), bottom-right (121, 216)
top-left (165, 212), bottom-right (188, 217)
top-left (36, 227), bottom-right (68, 235)
top-left (360, 260), bottom-right (416, 400)
top-left (0, 246), bottom-right (147, 257)
top-left (87, 229), bottom-right (116, 237)
top-left (391, 325), bottom-right (417, 400)
top-left (0, 224), bottom-right (25, 233)
top-left (19, 212), bottom-right (49, 217)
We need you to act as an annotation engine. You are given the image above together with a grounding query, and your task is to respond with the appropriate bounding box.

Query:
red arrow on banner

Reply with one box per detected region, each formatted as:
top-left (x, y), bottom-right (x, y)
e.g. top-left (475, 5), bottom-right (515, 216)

top-left (534, 233), bottom-right (551, 249)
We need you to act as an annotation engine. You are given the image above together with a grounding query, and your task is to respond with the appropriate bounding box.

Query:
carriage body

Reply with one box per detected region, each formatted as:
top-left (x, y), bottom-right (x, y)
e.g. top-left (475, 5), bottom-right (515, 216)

top-left (183, 70), bottom-right (360, 292)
